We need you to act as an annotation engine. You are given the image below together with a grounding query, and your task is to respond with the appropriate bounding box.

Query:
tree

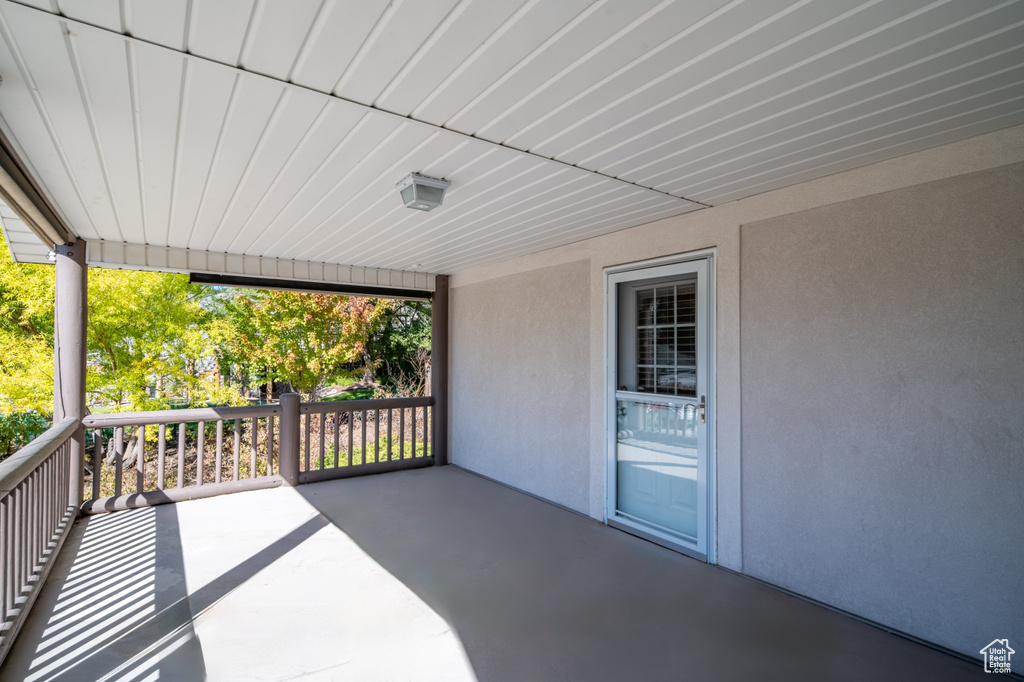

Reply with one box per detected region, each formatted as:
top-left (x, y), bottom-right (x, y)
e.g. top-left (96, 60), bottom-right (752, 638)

top-left (0, 243), bottom-right (54, 416)
top-left (0, 245), bottom-right (55, 456)
top-left (87, 270), bottom-right (242, 411)
top-left (227, 291), bottom-right (393, 400)
top-left (367, 300), bottom-right (431, 387)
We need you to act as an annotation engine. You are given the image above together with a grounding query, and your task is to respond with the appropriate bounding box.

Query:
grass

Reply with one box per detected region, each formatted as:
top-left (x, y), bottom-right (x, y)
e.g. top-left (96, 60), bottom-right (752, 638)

top-left (323, 388), bottom-right (375, 401)
top-left (307, 436), bottom-right (431, 470)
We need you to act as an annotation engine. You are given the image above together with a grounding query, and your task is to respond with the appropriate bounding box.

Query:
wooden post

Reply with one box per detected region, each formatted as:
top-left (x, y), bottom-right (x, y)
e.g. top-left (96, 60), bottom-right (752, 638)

top-left (53, 238), bottom-right (87, 512)
top-left (278, 393), bottom-right (300, 485)
top-left (431, 275), bottom-right (449, 466)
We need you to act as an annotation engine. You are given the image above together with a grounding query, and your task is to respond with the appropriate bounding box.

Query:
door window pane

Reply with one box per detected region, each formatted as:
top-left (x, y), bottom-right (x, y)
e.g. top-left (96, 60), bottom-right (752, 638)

top-left (637, 367), bottom-right (655, 393)
top-left (633, 278), bottom-right (697, 396)
top-left (616, 398), bottom-right (699, 540)
top-left (637, 290), bottom-right (654, 326)
top-left (655, 287), bottom-right (675, 325)
top-left (656, 328), bottom-right (676, 364)
top-left (637, 328), bottom-right (654, 364)
top-left (676, 283), bottom-right (695, 324)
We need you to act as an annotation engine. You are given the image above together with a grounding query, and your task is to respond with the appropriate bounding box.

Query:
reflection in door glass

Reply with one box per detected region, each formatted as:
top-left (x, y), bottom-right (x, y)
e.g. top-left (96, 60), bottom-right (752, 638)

top-left (615, 398), bottom-right (699, 540)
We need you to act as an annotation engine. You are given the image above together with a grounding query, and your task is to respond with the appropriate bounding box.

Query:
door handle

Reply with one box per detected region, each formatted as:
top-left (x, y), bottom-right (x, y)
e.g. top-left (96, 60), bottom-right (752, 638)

top-left (681, 395), bottom-right (706, 423)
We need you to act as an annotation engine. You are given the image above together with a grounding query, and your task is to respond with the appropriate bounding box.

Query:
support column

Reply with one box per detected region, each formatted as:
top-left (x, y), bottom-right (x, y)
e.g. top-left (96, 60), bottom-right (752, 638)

top-left (53, 238), bottom-right (87, 511)
top-left (278, 393), bottom-right (300, 485)
top-left (431, 275), bottom-right (449, 466)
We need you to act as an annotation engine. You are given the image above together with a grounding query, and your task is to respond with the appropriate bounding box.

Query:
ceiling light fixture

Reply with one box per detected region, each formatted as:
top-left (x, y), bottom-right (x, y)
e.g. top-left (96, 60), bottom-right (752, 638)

top-left (396, 172), bottom-right (449, 212)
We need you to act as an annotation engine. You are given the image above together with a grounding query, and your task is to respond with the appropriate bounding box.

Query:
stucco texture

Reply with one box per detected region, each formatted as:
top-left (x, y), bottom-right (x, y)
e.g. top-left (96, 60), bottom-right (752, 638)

top-left (739, 162), bottom-right (1024, 657)
top-left (450, 260), bottom-right (591, 513)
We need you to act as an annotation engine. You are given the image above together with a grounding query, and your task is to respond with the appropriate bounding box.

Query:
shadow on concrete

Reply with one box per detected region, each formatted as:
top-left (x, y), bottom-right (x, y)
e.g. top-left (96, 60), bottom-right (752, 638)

top-left (0, 504), bottom-right (205, 681)
top-left (1, 503), bottom-right (326, 681)
top-left (295, 466), bottom-right (988, 682)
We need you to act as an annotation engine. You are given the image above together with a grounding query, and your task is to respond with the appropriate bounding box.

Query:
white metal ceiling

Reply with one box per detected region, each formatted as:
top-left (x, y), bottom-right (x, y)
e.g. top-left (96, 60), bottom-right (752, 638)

top-left (0, 0), bottom-right (1022, 283)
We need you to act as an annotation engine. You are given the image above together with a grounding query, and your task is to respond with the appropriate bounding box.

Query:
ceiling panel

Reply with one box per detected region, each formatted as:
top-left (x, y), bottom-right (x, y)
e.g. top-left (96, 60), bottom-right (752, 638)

top-left (572, 2), bottom-right (1024, 182)
top-left (617, 27), bottom-right (1024, 188)
top-left (186, 0), bottom-right (255, 67)
top-left (333, 0), bottom-right (461, 106)
top-left (442, 0), bottom-right (670, 139)
top-left (240, 0), bottom-right (323, 81)
top-left (0, 0), bottom-right (1022, 280)
top-left (0, 198), bottom-right (49, 262)
top-left (123, 0), bottom-right (188, 51)
top-left (409, 0), bottom-right (594, 126)
top-left (373, 0), bottom-right (529, 117)
top-left (288, 0), bottom-right (392, 94)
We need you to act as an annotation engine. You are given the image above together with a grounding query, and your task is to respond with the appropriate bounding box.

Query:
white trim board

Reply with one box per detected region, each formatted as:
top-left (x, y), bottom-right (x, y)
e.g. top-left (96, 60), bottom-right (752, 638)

top-left (85, 241), bottom-right (437, 292)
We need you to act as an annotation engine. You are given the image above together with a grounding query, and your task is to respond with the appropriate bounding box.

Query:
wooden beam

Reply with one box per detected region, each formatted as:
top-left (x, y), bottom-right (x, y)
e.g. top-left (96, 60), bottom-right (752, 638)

top-left (431, 275), bottom-right (449, 466)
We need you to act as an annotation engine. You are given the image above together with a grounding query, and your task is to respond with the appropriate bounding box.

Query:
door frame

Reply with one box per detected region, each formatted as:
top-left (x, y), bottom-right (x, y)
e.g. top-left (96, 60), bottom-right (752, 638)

top-left (604, 248), bottom-right (717, 563)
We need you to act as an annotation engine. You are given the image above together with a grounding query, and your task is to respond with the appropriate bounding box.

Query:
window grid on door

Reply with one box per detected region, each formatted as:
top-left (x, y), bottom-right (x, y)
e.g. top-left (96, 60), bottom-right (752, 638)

top-left (636, 282), bottom-right (696, 397)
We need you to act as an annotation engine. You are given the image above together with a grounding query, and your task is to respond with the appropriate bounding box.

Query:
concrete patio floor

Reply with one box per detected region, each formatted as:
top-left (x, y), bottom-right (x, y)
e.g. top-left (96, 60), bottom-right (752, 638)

top-left (0, 466), bottom-right (988, 681)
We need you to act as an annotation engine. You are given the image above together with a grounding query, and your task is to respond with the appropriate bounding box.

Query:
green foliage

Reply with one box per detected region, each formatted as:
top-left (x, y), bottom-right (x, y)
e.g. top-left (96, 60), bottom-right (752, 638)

top-left (322, 388), bottom-right (375, 401)
top-left (0, 233), bottom-right (433, 462)
top-left (0, 411), bottom-right (50, 459)
top-left (0, 245), bottom-right (54, 416)
top-left (227, 291), bottom-right (394, 400)
top-left (369, 301), bottom-right (431, 386)
top-left (319, 437), bottom-right (431, 468)
top-left (87, 270), bottom-right (244, 411)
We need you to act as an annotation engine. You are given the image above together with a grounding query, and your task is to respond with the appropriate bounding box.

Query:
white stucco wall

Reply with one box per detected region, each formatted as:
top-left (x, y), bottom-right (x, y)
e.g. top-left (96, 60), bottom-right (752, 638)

top-left (448, 124), bottom-right (1024, 658)
top-left (739, 161), bottom-right (1024, 657)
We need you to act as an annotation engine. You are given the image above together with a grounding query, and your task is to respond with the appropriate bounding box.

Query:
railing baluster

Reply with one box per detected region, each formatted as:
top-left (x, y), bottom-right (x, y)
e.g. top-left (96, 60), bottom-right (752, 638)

top-left (318, 414), bottom-right (326, 470)
top-left (157, 424), bottom-right (166, 490)
top-left (91, 429), bottom-right (102, 501)
top-left (8, 496), bottom-right (15, 620)
top-left (196, 421), bottom-right (205, 487)
top-left (333, 412), bottom-right (340, 469)
top-left (177, 423), bottom-right (186, 489)
top-left (38, 467), bottom-right (45, 557)
top-left (27, 473), bottom-right (36, 579)
top-left (250, 418), bottom-right (257, 478)
top-left (0, 498), bottom-right (7, 621)
top-left (387, 407), bottom-right (393, 461)
top-left (425, 405), bottom-right (431, 459)
top-left (42, 459), bottom-right (50, 551)
top-left (136, 426), bottom-right (145, 494)
top-left (233, 419), bottom-right (240, 481)
top-left (5, 498), bottom-right (11, 618)
top-left (113, 426), bottom-right (124, 498)
top-left (14, 489), bottom-right (22, 610)
top-left (40, 465), bottom-right (48, 563)
top-left (215, 420), bottom-right (224, 484)
top-left (360, 410), bottom-right (367, 466)
top-left (46, 456), bottom-right (52, 537)
top-left (374, 410), bottom-right (380, 463)
top-left (303, 413), bottom-right (310, 473)
top-left (412, 407), bottom-right (418, 459)
top-left (268, 415), bottom-right (275, 476)
top-left (347, 411), bottom-right (353, 467)
top-left (4, 498), bottom-right (12, 620)
top-left (400, 407), bottom-right (406, 460)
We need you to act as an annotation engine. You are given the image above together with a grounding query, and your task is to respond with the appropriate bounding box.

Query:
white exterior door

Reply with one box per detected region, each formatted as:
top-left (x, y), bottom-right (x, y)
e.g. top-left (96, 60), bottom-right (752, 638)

top-left (607, 255), bottom-right (714, 562)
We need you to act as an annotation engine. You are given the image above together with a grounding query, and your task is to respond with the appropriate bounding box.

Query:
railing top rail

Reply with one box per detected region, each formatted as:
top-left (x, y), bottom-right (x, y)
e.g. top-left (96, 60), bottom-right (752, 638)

top-left (82, 404), bottom-right (282, 429)
top-left (0, 417), bottom-right (77, 498)
top-left (300, 396), bottom-right (435, 414)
